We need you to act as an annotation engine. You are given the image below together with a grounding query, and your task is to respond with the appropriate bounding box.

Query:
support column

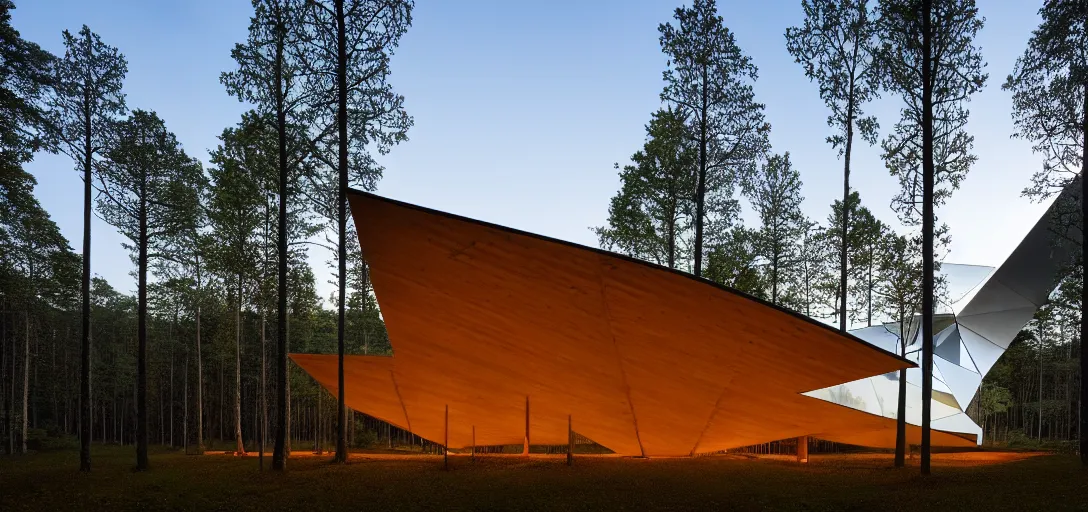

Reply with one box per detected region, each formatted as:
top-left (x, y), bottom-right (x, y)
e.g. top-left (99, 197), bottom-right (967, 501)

top-left (567, 414), bottom-right (573, 466)
top-left (444, 404), bottom-right (449, 471)
top-left (796, 436), bottom-right (808, 463)
top-left (522, 396), bottom-right (530, 457)
top-left (471, 425), bottom-right (476, 463)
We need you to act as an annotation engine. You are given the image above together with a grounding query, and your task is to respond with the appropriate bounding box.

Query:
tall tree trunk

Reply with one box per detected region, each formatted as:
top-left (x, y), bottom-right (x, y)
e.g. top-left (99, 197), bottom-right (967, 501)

top-left (184, 350), bottom-right (189, 453)
top-left (693, 64), bottom-right (708, 278)
top-left (79, 99), bottom-right (93, 472)
top-left (1079, 81), bottom-right (1088, 466)
top-left (839, 100), bottom-right (854, 332)
top-left (21, 313), bottom-right (29, 454)
top-left (170, 350), bottom-right (174, 447)
top-left (286, 314), bottom-right (291, 455)
top-left (260, 311), bottom-right (267, 470)
top-left (867, 247), bottom-right (874, 327)
top-left (219, 361), bottom-right (223, 444)
top-left (272, 11), bottom-right (289, 470)
top-left (771, 250), bottom-right (779, 304)
top-left (235, 276), bottom-right (245, 455)
top-left (894, 316), bottom-right (907, 467)
top-left (195, 258), bottom-right (204, 454)
top-left (2, 310), bottom-right (8, 455)
top-left (919, 0), bottom-right (935, 475)
top-left (1040, 330), bottom-right (1045, 440)
top-left (334, 0), bottom-right (349, 464)
top-left (666, 218), bottom-right (676, 270)
top-left (136, 178), bottom-right (149, 471)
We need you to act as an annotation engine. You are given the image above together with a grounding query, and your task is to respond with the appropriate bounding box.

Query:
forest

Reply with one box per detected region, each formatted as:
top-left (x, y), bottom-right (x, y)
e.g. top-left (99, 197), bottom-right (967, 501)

top-left (1, 0), bottom-right (1086, 477)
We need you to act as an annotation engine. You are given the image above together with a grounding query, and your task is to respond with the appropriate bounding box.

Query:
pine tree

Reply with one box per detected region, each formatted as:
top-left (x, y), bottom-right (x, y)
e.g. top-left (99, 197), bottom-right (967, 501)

top-left (873, 231), bottom-right (923, 467)
top-left (95, 109), bottom-right (204, 471)
top-left (704, 226), bottom-right (765, 298)
top-left (222, 0), bottom-right (309, 471)
top-left (786, 0), bottom-right (880, 332)
top-left (0, 0), bottom-right (53, 164)
top-left (659, 0), bottom-right (769, 277)
top-left (1003, 0), bottom-right (1088, 466)
top-left (742, 152), bottom-right (805, 304)
top-left (206, 113), bottom-right (271, 455)
top-left (877, 0), bottom-right (986, 474)
top-left (297, 0), bottom-right (413, 462)
top-left (47, 25), bottom-right (127, 472)
top-left (595, 107), bottom-right (696, 269)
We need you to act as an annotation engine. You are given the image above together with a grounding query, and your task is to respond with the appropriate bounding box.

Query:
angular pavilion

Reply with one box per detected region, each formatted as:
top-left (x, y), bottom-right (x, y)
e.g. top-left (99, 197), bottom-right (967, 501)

top-left (291, 188), bottom-right (1072, 456)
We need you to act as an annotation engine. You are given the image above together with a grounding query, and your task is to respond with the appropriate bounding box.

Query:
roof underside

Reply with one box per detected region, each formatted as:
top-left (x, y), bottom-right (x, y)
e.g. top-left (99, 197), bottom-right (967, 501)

top-left (290, 190), bottom-right (938, 456)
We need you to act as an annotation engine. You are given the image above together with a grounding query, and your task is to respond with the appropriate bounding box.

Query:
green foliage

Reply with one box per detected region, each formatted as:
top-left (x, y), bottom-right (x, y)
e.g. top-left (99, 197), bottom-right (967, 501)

top-left (659, 0), bottom-right (769, 274)
top-left (743, 152), bottom-right (805, 304)
top-left (1005, 1), bottom-right (1088, 202)
top-left (825, 192), bottom-right (888, 325)
top-left (595, 107), bottom-right (696, 270)
top-left (876, 0), bottom-right (987, 225)
top-left (47, 24), bottom-right (127, 169)
top-left (790, 220), bottom-right (837, 319)
top-left (0, 0), bottom-right (53, 164)
top-left (704, 226), bottom-right (765, 299)
top-left (785, 0), bottom-right (880, 154)
top-left (297, 0), bottom-right (414, 199)
top-left (96, 110), bottom-right (205, 252)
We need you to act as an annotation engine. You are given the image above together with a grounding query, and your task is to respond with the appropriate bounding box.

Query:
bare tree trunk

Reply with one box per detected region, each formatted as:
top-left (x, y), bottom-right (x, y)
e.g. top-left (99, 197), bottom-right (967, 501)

top-left (235, 278), bottom-right (245, 455)
top-left (919, 0), bottom-right (935, 476)
top-left (839, 91), bottom-right (854, 332)
top-left (1079, 81), bottom-right (1088, 465)
top-left (184, 350), bottom-right (189, 453)
top-left (333, 0), bottom-right (349, 464)
top-left (260, 311), bottom-right (267, 470)
top-left (80, 97), bottom-right (93, 472)
top-left (693, 64), bottom-right (708, 278)
top-left (136, 185), bottom-right (149, 471)
top-left (219, 361), bottom-right (223, 444)
top-left (271, 5), bottom-right (289, 471)
top-left (22, 313), bottom-right (29, 454)
top-left (195, 258), bottom-right (204, 454)
top-left (170, 351), bottom-right (174, 448)
top-left (2, 311), bottom-right (8, 455)
top-left (894, 321), bottom-right (907, 467)
top-left (285, 314), bottom-right (291, 456)
top-left (1040, 330), bottom-right (1045, 440)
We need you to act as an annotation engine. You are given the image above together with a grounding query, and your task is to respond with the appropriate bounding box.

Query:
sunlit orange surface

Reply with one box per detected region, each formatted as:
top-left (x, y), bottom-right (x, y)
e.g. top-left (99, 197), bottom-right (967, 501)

top-left (291, 190), bottom-right (972, 456)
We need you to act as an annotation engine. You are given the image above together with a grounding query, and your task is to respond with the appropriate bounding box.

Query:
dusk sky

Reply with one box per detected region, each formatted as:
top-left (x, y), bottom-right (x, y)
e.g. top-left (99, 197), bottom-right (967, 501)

top-left (14, 0), bottom-right (1052, 314)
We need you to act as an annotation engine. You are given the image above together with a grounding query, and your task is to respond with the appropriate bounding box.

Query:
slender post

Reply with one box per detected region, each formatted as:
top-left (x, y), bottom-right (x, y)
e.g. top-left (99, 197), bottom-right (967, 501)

top-left (796, 436), bottom-right (808, 463)
top-left (522, 396), bottom-right (530, 457)
top-left (567, 414), bottom-right (573, 466)
top-left (471, 425), bottom-right (475, 463)
top-left (444, 404), bottom-right (449, 471)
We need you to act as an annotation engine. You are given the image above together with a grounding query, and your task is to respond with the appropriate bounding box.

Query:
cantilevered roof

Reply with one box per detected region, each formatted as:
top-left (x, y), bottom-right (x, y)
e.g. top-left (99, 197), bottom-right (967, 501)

top-left (290, 190), bottom-right (915, 456)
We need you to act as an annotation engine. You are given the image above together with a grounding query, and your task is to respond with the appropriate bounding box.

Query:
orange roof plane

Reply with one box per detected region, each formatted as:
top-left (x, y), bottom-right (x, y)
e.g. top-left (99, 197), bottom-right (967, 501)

top-left (291, 189), bottom-right (967, 456)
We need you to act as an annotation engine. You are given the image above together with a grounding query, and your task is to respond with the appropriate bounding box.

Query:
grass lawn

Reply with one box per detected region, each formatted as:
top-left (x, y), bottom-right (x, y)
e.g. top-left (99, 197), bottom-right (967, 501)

top-left (1, 446), bottom-right (1086, 511)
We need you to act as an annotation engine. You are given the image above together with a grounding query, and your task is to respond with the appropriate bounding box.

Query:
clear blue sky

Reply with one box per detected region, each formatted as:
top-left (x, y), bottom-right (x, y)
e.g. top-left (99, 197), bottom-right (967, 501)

top-left (14, 0), bottom-right (1052, 313)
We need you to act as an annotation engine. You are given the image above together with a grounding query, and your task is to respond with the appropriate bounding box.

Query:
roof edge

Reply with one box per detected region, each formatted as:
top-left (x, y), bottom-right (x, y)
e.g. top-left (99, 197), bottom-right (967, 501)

top-left (347, 188), bottom-right (916, 369)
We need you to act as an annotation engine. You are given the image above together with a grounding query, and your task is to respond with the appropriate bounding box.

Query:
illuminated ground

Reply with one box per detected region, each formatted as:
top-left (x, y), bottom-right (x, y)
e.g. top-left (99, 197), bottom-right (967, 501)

top-left (1, 447), bottom-right (1085, 511)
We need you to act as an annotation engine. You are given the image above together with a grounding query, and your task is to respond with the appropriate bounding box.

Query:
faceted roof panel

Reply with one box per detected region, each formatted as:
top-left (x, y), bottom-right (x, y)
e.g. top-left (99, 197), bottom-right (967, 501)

top-left (291, 190), bottom-right (915, 456)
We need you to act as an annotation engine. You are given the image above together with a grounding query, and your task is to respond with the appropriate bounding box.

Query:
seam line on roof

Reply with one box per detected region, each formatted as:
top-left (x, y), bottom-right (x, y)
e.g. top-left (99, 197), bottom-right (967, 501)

top-left (390, 369), bottom-right (412, 434)
top-left (689, 363), bottom-right (741, 456)
top-left (958, 323), bottom-right (1010, 353)
top-left (594, 253), bottom-right (646, 457)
